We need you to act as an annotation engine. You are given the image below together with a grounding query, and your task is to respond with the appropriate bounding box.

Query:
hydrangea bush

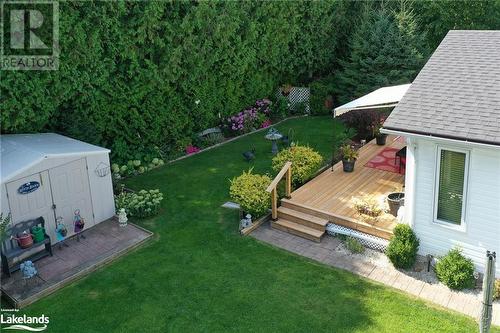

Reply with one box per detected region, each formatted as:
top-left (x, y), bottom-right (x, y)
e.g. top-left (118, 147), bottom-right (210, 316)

top-left (272, 145), bottom-right (323, 186)
top-left (115, 189), bottom-right (164, 218)
top-left (112, 157), bottom-right (164, 180)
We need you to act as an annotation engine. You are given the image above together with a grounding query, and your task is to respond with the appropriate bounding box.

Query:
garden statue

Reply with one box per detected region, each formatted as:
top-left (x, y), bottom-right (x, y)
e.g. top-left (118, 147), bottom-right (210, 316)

top-left (20, 260), bottom-right (37, 279)
top-left (118, 208), bottom-right (128, 227)
top-left (239, 214), bottom-right (252, 231)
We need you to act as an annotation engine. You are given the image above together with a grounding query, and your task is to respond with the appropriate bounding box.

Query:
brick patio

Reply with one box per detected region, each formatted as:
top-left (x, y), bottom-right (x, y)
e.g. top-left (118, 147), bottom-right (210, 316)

top-left (251, 221), bottom-right (500, 326)
top-left (1, 219), bottom-right (152, 308)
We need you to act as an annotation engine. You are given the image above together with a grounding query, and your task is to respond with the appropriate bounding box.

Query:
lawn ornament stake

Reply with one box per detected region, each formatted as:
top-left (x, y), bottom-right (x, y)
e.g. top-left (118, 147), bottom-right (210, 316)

top-left (73, 209), bottom-right (86, 241)
top-left (56, 216), bottom-right (69, 249)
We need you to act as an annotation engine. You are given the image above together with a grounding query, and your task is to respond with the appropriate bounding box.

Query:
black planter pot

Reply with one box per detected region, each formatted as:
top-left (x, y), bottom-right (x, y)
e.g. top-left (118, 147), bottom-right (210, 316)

top-left (387, 192), bottom-right (405, 216)
top-left (376, 134), bottom-right (387, 145)
top-left (342, 159), bottom-right (356, 172)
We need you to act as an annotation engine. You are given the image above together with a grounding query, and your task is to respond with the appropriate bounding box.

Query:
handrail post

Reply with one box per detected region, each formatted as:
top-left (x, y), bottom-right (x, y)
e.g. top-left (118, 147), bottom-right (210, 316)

top-left (271, 187), bottom-right (278, 220)
top-left (285, 165), bottom-right (292, 198)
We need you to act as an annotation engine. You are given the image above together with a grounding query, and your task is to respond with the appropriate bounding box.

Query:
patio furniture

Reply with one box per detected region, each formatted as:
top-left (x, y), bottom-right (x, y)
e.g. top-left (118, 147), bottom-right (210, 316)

top-left (1, 217), bottom-right (52, 277)
top-left (395, 146), bottom-right (407, 173)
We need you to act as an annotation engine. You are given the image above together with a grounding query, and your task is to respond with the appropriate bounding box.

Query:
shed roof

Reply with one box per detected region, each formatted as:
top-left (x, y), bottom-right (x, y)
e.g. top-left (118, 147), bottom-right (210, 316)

top-left (1, 133), bottom-right (110, 183)
top-left (383, 30), bottom-right (500, 145)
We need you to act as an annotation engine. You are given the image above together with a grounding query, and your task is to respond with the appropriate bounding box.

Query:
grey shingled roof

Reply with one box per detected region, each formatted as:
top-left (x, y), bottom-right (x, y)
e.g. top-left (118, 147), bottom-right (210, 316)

top-left (383, 30), bottom-right (500, 145)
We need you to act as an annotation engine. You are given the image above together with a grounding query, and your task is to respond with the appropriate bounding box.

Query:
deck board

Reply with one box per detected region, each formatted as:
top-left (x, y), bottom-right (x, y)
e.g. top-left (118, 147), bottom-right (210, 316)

top-left (289, 135), bottom-right (405, 235)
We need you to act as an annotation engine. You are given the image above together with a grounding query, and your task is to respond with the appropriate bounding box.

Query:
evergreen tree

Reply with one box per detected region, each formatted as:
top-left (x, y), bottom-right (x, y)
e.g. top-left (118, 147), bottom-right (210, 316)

top-left (334, 2), bottom-right (426, 104)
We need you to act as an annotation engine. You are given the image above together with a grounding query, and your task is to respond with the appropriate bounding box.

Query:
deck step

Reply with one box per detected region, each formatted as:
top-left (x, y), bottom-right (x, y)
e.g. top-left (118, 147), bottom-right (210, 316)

top-left (271, 219), bottom-right (324, 243)
top-left (277, 206), bottom-right (328, 231)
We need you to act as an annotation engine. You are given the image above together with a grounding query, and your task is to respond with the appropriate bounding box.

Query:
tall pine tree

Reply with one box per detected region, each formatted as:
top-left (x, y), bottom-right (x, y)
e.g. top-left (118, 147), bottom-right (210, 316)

top-left (334, 1), bottom-right (426, 104)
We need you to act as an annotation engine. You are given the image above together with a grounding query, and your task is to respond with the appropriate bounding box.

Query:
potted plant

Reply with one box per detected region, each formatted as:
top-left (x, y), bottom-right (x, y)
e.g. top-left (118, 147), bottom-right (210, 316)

top-left (387, 192), bottom-right (405, 216)
top-left (370, 116), bottom-right (387, 145)
top-left (339, 144), bottom-right (359, 172)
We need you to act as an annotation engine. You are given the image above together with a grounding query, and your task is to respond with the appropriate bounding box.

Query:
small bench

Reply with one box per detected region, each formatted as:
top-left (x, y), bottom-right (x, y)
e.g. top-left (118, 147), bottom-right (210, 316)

top-left (1, 217), bottom-right (53, 277)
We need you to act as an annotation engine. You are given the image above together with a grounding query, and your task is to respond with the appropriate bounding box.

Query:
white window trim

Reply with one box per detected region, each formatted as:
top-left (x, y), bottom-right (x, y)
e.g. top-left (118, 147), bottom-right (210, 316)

top-left (433, 146), bottom-right (470, 232)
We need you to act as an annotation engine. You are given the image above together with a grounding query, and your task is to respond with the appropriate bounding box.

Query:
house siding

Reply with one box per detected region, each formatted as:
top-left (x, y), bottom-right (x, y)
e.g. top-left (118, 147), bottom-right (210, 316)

top-left (410, 138), bottom-right (500, 275)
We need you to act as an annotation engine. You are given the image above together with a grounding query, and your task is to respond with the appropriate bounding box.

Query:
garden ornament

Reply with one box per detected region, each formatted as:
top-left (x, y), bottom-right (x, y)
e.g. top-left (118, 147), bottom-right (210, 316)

top-left (118, 208), bottom-right (128, 227)
top-left (73, 209), bottom-right (85, 233)
top-left (242, 147), bottom-right (256, 162)
top-left (239, 214), bottom-right (252, 231)
top-left (20, 260), bottom-right (37, 279)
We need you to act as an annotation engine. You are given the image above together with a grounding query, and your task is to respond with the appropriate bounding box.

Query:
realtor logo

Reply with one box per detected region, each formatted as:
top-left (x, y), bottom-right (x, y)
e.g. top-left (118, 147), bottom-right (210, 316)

top-left (1, 0), bottom-right (59, 70)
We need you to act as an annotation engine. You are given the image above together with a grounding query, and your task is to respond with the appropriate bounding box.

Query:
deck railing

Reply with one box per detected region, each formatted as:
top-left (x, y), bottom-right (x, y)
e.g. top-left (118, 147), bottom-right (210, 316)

top-left (266, 161), bottom-right (292, 220)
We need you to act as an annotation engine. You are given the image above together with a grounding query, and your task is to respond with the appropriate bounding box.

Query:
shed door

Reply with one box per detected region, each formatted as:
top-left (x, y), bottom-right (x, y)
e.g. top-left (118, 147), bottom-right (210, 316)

top-left (6, 171), bottom-right (56, 240)
top-left (49, 158), bottom-right (94, 238)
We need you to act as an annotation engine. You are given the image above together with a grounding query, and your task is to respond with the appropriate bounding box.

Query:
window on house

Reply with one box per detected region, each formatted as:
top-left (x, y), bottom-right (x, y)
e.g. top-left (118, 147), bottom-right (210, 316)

top-left (435, 148), bottom-right (468, 225)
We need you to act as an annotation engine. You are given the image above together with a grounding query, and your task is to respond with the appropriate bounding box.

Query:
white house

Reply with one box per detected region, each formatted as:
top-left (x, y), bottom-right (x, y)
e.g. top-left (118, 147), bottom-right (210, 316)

top-left (0, 133), bottom-right (116, 243)
top-left (382, 30), bottom-right (500, 275)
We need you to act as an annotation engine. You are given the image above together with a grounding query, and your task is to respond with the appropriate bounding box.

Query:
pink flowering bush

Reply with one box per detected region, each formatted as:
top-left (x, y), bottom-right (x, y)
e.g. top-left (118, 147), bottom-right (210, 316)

top-left (261, 119), bottom-right (272, 128)
top-left (224, 99), bottom-right (272, 136)
top-left (185, 145), bottom-right (200, 155)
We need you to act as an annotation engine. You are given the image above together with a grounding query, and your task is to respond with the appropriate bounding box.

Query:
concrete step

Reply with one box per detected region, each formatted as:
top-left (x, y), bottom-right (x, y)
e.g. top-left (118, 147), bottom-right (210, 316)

top-left (271, 219), bottom-right (324, 243)
top-left (277, 206), bottom-right (328, 231)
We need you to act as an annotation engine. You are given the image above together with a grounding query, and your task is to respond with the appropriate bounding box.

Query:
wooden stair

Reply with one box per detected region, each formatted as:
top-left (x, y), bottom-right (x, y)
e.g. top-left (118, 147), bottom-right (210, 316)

top-left (271, 206), bottom-right (329, 242)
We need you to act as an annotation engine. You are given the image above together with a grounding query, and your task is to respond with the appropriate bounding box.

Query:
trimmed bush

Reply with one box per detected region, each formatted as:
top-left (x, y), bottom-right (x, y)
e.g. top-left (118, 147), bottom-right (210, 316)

top-left (435, 248), bottom-right (475, 290)
top-left (272, 145), bottom-right (323, 187)
top-left (386, 224), bottom-right (419, 269)
top-left (229, 170), bottom-right (272, 218)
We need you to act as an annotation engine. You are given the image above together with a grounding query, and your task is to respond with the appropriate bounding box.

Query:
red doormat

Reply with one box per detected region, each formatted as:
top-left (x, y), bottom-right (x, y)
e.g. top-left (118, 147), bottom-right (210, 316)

top-left (364, 147), bottom-right (402, 173)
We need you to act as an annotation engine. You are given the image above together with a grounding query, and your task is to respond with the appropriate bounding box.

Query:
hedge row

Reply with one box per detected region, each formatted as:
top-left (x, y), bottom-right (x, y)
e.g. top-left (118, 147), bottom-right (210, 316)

top-left (0, 1), bottom-right (356, 162)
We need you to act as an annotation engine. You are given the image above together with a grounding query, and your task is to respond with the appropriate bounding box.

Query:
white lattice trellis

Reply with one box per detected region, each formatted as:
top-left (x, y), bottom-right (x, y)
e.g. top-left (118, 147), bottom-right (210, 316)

top-left (276, 87), bottom-right (310, 114)
top-left (326, 223), bottom-right (389, 252)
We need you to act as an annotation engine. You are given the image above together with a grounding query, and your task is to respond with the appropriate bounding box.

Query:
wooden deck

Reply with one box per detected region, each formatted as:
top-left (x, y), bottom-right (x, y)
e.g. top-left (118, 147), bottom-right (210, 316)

top-left (285, 136), bottom-right (405, 239)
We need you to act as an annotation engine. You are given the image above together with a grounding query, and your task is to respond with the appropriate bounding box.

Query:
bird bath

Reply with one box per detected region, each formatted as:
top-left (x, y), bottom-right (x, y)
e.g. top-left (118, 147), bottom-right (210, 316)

top-left (265, 128), bottom-right (283, 155)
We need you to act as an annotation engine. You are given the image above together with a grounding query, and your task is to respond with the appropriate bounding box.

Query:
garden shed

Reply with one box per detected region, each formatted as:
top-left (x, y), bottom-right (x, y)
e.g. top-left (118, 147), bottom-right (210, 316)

top-left (0, 133), bottom-right (115, 243)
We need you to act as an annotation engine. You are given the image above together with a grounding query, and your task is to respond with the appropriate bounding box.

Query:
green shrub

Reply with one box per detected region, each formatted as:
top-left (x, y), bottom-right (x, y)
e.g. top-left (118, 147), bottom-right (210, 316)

top-left (115, 189), bottom-right (164, 218)
top-left (494, 280), bottom-right (500, 300)
top-left (435, 248), bottom-right (475, 290)
top-left (309, 77), bottom-right (335, 115)
top-left (272, 145), bottom-right (323, 187)
top-left (345, 237), bottom-right (365, 254)
top-left (229, 170), bottom-right (272, 218)
top-left (386, 224), bottom-right (419, 269)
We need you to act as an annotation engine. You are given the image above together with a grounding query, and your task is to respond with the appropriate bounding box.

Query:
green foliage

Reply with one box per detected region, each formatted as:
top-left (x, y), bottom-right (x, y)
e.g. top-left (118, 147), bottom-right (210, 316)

top-left (495, 280), bottom-right (500, 300)
top-left (339, 144), bottom-right (359, 162)
top-left (386, 224), bottom-right (419, 269)
top-left (272, 145), bottom-right (323, 186)
top-left (0, 213), bottom-right (12, 241)
top-left (435, 248), bottom-right (475, 290)
top-left (416, 0), bottom-right (500, 50)
top-left (345, 236), bottom-right (365, 254)
top-left (309, 77), bottom-right (336, 115)
top-left (229, 169), bottom-right (272, 218)
top-left (0, 1), bottom-right (346, 163)
top-left (112, 157), bottom-right (165, 180)
top-left (114, 189), bottom-right (164, 218)
top-left (334, 2), bottom-right (427, 104)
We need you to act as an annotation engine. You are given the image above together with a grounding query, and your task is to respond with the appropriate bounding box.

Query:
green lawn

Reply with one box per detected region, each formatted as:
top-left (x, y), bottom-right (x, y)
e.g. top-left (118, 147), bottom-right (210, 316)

top-left (21, 116), bottom-right (497, 332)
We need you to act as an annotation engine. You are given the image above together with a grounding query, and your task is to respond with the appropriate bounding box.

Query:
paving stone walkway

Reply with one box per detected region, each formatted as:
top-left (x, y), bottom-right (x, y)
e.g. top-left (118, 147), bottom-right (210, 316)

top-left (251, 221), bottom-right (500, 326)
top-left (1, 219), bottom-right (153, 308)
